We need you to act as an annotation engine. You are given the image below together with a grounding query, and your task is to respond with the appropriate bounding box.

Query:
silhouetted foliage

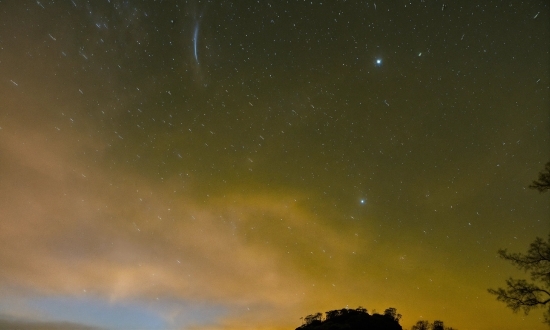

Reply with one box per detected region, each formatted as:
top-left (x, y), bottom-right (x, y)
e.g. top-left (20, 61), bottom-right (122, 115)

top-left (411, 320), bottom-right (457, 330)
top-left (431, 320), bottom-right (444, 330)
top-left (529, 161), bottom-right (550, 193)
top-left (488, 234), bottom-right (550, 325)
top-left (488, 162), bottom-right (550, 325)
top-left (324, 310), bottom-right (342, 321)
top-left (304, 313), bottom-right (323, 326)
top-left (383, 308), bottom-right (402, 322)
top-left (356, 306), bottom-right (368, 314)
top-left (411, 320), bottom-right (429, 330)
top-left (297, 306), bottom-right (402, 330)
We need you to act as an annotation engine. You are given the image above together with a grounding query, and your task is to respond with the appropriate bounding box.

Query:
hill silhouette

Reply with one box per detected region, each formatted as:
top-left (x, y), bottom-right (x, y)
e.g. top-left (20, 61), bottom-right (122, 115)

top-left (296, 307), bottom-right (402, 330)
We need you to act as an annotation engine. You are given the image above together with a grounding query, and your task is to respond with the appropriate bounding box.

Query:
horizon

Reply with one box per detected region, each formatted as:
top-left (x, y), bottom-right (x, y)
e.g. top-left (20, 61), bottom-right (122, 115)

top-left (0, 1), bottom-right (548, 330)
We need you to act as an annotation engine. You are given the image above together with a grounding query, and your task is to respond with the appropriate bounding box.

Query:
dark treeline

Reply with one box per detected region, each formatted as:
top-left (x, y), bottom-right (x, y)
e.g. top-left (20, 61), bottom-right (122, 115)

top-left (411, 319), bottom-right (457, 330)
top-left (296, 306), bottom-right (457, 330)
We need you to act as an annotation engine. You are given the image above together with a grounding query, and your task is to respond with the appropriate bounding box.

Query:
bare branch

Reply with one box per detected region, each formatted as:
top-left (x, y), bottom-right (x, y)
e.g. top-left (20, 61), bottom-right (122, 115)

top-left (490, 234), bottom-right (550, 325)
top-left (529, 162), bottom-right (550, 193)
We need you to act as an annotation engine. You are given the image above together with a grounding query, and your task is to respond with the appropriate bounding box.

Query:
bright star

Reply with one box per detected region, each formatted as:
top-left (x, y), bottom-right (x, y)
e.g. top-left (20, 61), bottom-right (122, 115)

top-left (375, 59), bottom-right (382, 65)
top-left (360, 199), bottom-right (366, 204)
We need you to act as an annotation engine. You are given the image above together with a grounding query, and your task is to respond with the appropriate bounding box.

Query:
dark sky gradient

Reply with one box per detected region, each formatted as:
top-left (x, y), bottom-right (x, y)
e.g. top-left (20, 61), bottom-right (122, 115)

top-left (0, 1), bottom-right (548, 329)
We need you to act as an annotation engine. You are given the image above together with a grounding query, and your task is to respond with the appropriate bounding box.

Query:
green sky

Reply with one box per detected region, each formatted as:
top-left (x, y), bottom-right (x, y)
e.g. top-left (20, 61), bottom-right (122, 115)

top-left (0, 1), bottom-right (548, 329)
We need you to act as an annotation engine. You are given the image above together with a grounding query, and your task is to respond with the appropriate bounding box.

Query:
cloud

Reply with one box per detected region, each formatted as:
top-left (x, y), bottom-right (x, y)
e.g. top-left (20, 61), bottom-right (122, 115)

top-left (2, 91), bottom-right (494, 329)
top-left (0, 72), bottom-right (411, 330)
top-left (0, 316), bottom-right (101, 330)
top-left (0, 98), bottom-right (366, 328)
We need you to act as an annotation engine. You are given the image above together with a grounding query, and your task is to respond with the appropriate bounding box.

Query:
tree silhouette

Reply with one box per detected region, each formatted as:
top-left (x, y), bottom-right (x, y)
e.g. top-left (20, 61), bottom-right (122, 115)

top-left (384, 307), bottom-right (402, 322)
top-left (488, 161), bottom-right (550, 325)
top-left (356, 306), bottom-right (368, 314)
top-left (297, 307), bottom-right (457, 330)
top-left (488, 235), bottom-right (550, 325)
top-left (303, 312), bottom-right (323, 326)
top-left (529, 161), bottom-right (550, 193)
top-left (411, 320), bottom-right (456, 330)
top-left (432, 320), bottom-right (444, 330)
top-left (324, 309), bottom-right (341, 321)
top-left (297, 306), bottom-right (402, 330)
top-left (411, 320), bottom-right (429, 330)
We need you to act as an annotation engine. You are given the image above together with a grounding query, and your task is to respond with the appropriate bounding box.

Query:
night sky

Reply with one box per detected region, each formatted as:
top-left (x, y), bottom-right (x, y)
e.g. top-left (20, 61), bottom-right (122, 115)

top-left (0, 1), bottom-right (549, 330)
